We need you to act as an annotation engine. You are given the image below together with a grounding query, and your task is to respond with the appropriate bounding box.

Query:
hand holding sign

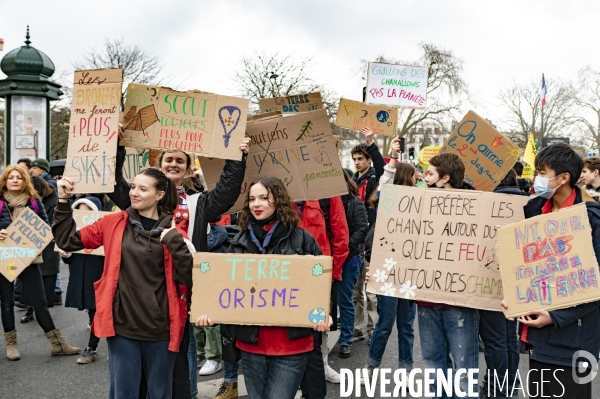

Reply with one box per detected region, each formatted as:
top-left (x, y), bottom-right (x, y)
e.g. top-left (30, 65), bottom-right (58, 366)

top-left (57, 177), bottom-right (75, 199)
top-left (239, 137), bottom-right (251, 155)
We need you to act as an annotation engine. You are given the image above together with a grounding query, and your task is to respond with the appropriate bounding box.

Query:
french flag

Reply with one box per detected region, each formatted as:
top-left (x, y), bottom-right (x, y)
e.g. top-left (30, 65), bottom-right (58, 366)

top-left (541, 74), bottom-right (547, 108)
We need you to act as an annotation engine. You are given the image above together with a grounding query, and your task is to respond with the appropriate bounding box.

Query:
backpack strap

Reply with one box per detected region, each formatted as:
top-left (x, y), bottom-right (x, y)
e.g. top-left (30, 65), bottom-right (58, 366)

top-left (29, 198), bottom-right (39, 215)
top-left (0, 200), bottom-right (3, 217)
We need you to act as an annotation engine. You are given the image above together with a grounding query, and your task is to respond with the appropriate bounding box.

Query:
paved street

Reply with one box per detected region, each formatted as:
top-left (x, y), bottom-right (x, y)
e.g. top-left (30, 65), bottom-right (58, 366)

top-left (1, 262), bottom-right (599, 398)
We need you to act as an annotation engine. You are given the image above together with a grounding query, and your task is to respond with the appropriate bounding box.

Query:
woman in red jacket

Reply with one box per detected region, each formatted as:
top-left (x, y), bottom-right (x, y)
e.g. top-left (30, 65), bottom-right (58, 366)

top-left (196, 177), bottom-right (331, 399)
top-left (53, 169), bottom-right (193, 399)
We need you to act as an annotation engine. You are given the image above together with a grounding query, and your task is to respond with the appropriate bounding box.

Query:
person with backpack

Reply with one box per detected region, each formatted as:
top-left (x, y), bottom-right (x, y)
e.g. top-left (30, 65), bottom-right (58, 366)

top-left (0, 166), bottom-right (80, 361)
top-left (338, 170), bottom-right (369, 359)
top-left (351, 127), bottom-right (384, 342)
top-left (502, 143), bottom-right (600, 398)
top-left (196, 177), bottom-right (332, 399)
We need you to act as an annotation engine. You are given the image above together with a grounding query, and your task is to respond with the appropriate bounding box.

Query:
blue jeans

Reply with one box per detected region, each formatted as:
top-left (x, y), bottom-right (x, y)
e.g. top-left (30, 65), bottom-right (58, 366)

top-left (338, 255), bottom-right (361, 347)
top-left (107, 335), bottom-right (176, 399)
top-left (220, 324), bottom-right (239, 383)
top-left (418, 306), bottom-right (479, 399)
top-left (241, 350), bottom-right (309, 399)
top-left (187, 323), bottom-right (198, 397)
top-left (479, 311), bottom-right (520, 398)
top-left (55, 272), bottom-right (62, 293)
top-left (368, 295), bottom-right (415, 370)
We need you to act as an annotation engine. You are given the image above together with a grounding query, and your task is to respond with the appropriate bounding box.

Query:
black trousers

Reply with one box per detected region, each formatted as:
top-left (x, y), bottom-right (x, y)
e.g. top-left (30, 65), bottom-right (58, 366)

top-left (0, 265), bottom-right (55, 333)
top-left (529, 358), bottom-right (592, 399)
top-left (87, 309), bottom-right (100, 350)
top-left (300, 331), bottom-right (326, 399)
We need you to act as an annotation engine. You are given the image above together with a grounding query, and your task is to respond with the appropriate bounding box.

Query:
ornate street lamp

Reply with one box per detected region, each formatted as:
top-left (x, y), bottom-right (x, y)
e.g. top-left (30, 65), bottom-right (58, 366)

top-left (0, 26), bottom-right (62, 165)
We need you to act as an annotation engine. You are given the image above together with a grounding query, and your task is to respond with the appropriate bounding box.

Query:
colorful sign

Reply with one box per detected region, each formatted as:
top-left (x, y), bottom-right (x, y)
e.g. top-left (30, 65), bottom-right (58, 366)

top-left (64, 69), bottom-right (123, 193)
top-left (0, 208), bottom-right (53, 282)
top-left (334, 98), bottom-right (398, 136)
top-left (199, 109), bottom-right (348, 213)
top-left (121, 84), bottom-right (249, 161)
top-left (497, 204), bottom-right (600, 318)
top-left (190, 253), bottom-right (332, 327)
top-left (365, 63), bottom-right (428, 109)
top-left (439, 110), bottom-right (522, 192)
top-left (367, 185), bottom-right (529, 310)
top-left (259, 92), bottom-right (323, 114)
top-left (418, 146), bottom-right (441, 168)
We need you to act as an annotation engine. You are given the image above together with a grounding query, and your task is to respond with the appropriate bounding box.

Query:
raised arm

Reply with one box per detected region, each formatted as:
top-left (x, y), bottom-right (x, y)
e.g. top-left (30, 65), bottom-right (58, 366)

top-left (107, 144), bottom-right (132, 210)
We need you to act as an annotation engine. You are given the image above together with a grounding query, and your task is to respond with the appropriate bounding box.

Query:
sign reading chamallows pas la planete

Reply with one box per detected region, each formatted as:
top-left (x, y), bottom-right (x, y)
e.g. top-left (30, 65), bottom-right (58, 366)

top-left (0, 208), bottom-right (53, 282)
top-left (365, 62), bottom-right (428, 109)
top-left (367, 185), bottom-right (529, 311)
top-left (190, 253), bottom-right (332, 328)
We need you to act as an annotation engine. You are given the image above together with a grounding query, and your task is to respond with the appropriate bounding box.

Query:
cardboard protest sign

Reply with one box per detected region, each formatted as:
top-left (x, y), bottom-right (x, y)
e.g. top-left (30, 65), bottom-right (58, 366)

top-left (497, 204), bottom-right (600, 318)
top-left (522, 165), bottom-right (534, 180)
top-left (120, 84), bottom-right (249, 161)
top-left (54, 210), bottom-right (111, 256)
top-left (121, 147), bottom-right (160, 183)
top-left (259, 92), bottom-right (323, 114)
top-left (366, 185), bottom-right (529, 310)
top-left (190, 253), bottom-right (332, 327)
top-left (439, 111), bottom-right (522, 192)
top-left (418, 146), bottom-right (441, 168)
top-left (365, 63), bottom-right (428, 109)
top-left (64, 69), bottom-right (123, 193)
top-left (199, 109), bottom-right (348, 213)
top-left (334, 98), bottom-right (398, 137)
top-left (0, 208), bottom-right (53, 282)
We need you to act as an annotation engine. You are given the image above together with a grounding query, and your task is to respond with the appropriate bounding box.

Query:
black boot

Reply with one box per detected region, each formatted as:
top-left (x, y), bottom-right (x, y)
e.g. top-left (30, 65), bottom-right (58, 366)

top-left (20, 308), bottom-right (34, 323)
top-left (54, 292), bottom-right (63, 306)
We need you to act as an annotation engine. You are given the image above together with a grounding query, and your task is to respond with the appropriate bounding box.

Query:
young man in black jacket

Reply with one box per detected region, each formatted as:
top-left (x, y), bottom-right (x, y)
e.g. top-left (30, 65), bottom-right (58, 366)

top-left (503, 143), bottom-right (600, 398)
top-left (351, 127), bottom-right (384, 343)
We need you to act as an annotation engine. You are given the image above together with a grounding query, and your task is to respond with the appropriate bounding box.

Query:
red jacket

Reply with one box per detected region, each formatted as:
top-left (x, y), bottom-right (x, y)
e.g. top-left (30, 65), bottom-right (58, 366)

top-left (80, 211), bottom-right (187, 352)
top-left (297, 197), bottom-right (349, 281)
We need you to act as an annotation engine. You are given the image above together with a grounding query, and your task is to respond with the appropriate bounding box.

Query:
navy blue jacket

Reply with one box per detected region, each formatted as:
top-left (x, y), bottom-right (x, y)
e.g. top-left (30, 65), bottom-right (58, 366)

top-left (0, 197), bottom-right (48, 229)
top-left (520, 186), bottom-right (600, 367)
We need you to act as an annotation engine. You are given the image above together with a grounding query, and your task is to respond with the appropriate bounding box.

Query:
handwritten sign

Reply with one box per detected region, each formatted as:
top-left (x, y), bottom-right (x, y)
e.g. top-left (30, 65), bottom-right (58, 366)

top-left (54, 210), bottom-right (111, 256)
top-left (121, 147), bottom-right (160, 183)
top-left (259, 92), bottom-right (323, 114)
top-left (522, 165), bottom-right (534, 180)
top-left (190, 253), bottom-right (332, 327)
top-left (334, 98), bottom-right (398, 137)
top-left (418, 146), bottom-right (441, 168)
top-left (366, 185), bottom-right (529, 310)
top-left (199, 110), bottom-right (348, 213)
top-left (497, 204), bottom-right (600, 318)
top-left (120, 84), bottom-right (249, 161)
top-left (0, 208), bottom-right (53, 282)
top-left (439, 110), bottom-right (521, 192)
top-left (64, 69), bottom-right (123, 193)
top-left (365, 63), bottom-right (428, 109)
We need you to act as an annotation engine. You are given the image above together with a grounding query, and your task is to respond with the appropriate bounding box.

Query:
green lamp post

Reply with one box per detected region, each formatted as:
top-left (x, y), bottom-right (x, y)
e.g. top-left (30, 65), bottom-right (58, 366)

top-left (0, 26), bottom-right (62, 166)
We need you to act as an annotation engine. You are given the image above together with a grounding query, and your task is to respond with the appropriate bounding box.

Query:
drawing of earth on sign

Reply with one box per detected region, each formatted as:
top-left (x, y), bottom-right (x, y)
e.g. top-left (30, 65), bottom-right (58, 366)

top-left (218, 106), bottom-right (242, 148)
top-left (309, 308), bottom-right (327, 324)
top-left (376, 110), bottom-right (389, 122)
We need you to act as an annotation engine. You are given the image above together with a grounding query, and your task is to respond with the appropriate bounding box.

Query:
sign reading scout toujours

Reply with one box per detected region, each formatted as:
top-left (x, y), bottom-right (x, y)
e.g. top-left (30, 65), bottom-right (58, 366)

top-left (367, 185), bottom-right (529, 311)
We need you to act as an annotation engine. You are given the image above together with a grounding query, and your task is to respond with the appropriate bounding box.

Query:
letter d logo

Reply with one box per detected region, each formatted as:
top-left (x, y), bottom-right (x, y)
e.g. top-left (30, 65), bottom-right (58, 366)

top-left (572, 350), bottom-right (598, 384)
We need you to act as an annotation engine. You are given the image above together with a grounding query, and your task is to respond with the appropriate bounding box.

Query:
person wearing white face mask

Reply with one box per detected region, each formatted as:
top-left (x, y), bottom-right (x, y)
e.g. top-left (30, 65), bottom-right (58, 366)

top-left (502, 143), bottom-right (600, 399)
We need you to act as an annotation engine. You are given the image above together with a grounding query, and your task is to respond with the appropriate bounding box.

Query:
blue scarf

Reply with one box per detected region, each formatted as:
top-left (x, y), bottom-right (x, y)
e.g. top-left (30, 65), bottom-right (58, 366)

top-left (247, 221), bottom-right (279, 254)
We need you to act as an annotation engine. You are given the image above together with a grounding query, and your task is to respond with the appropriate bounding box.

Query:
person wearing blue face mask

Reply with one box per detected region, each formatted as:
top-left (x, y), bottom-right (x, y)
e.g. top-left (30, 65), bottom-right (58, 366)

top-left (502, 143), bottom-right (600, 399)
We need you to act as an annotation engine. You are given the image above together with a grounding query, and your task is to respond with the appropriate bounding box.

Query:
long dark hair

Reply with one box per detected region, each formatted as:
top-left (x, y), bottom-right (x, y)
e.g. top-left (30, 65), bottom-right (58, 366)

top-left (393, 162), bottom-right (416, 187)
top-left (343, 169), bottom-right (359, 197)
top-left (138, 169), bottom-right (179, 213)
top-left (238, 177), bottom-right (300, 230)
top-left (30, 175), bottom-right (56, 199)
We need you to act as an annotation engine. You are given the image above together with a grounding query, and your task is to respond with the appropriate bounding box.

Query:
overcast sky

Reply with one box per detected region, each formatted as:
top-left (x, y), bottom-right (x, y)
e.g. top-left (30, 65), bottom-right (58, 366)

top-left (1, 0), bottom-right (599, 130)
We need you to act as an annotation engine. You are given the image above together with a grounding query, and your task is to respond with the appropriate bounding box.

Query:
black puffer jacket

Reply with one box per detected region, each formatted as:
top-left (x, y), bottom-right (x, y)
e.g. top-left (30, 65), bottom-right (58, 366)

top-left (342, 194), bottom-right (369, 260)
top-left (109, 146), bottom-right (246, 252)
top-left (520, 186), bottom-right (600, 368)
top-left (493, 185), bottom-right (530, 196)
top-left (227, 223), bottom-right (323, 343)
top-left (352, 143), bottom-right (384, 225)
top-left (0, 197), bottom-right (48, 229)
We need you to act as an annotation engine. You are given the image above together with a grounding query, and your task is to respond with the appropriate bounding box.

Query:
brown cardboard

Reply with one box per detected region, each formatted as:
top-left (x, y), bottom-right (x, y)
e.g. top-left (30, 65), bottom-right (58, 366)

top-left (497, 203), bottom-right (600, 318)
top-left (199, 109), bottom-right (348, 213)
top-left (121, 147), bottom-right (160, 183)
top-left (365, 63), bottom-right (428, 109)
top-left (366, 185), bottom-right (529, 310)
top-left (0, 208), bottom-right (53, 282)
top-left (334, 98), bottom-right (398, 137)
top-left (54, 210), bottom-right (112, 256)
top-left (64, 69), bottom-right (123, 193)
top-left (259, 92), bottom-right (323, 114)
top-left (439, 110), bottom-right (521, 192)
top-left (120, 84), bottom-right (249, 161)
top-left (190, 253), bottom-right (332, 327)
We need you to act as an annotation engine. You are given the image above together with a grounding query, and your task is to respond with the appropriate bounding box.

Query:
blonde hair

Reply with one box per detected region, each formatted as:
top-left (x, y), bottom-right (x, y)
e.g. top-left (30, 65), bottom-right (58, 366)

top-left (0, 166), bottom-right (41, 199)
